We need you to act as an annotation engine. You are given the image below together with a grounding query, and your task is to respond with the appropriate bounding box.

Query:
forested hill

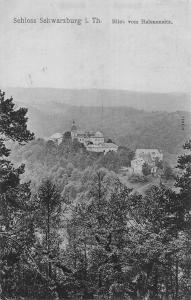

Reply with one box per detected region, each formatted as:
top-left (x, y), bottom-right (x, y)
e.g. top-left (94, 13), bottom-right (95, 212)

top-left (4, 87), bottom-right (191, 154)
top-left (4, 87), bottom-right (190, 111)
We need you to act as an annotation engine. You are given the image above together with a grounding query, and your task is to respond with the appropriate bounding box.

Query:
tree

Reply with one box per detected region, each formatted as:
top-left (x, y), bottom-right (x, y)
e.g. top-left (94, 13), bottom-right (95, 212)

top-left (174, 141), bottom-right (191, 299)
top-left (0, 91), bottom-right (34, 143)
top-left (0, 90), bottom-right (35, 298)
top-left (175, 140), bottom-right (191, 210)
top-left (0, 90), bottom-right (34, 197)
top-left (98, 151), bottom-right (121, 172)
top-left (65, 169), bottom-right (132, 298)
top-left (163, 161), bottom-right (175, 181)
top-left (126, 184), bottom-right (188, 299)
top-left (155, 157), bottom-right (163, 169)
top-left (63, 131), bottom-right (71, 140)
top-left (142, 162), bottom-right (151, 176)
top-left (35, 179), bottom-right (62, 278)
top-left (117, 146), bottom-right (135, 167)
top-left (107, 138), bottom-right (113, 143)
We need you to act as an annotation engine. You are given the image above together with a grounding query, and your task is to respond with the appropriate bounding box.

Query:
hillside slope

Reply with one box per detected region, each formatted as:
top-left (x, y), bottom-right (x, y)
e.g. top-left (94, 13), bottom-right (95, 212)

top-left (4, 87), bottom-right (190, 111)
top-left (3, 87), bottom-right (191, 154)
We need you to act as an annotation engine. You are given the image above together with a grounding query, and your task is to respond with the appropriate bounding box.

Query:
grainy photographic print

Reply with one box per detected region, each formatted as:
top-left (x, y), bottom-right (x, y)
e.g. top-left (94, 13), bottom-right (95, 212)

top-left (0, 0), bottom-right (191, 300)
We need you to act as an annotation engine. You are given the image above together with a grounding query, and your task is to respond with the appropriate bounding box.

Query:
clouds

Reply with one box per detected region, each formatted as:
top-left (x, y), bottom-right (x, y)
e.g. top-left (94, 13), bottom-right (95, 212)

top-left (0, 0), bottom-right (190, 93)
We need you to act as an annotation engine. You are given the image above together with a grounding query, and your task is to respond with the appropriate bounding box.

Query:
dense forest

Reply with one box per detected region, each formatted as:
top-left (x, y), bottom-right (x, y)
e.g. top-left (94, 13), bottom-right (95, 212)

top-left (9, 135), bottom-right (136, 193)
top-left (0, 91), bottom-right (191, 300)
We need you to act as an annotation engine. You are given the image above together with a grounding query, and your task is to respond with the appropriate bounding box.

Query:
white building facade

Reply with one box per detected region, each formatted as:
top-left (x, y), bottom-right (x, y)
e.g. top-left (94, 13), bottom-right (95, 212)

top-left (131, 158), bottom-right (145, 175)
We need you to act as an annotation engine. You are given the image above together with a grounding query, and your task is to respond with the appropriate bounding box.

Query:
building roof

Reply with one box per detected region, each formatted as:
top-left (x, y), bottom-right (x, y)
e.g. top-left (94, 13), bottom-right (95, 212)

top-left (50, 132), bottom-right (63, 139)
top-left (140, 153), bottom-right (153, 163)
top-left (103, 142), bottom-right (118, 148)
top-left (136, 149), bottom-right (162, 155)
top-left (76, 131), bottom-right (104, 138)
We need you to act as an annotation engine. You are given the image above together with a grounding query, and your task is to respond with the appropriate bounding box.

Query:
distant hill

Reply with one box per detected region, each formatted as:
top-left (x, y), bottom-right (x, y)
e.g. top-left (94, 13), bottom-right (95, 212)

top-left (3, 87), bottom-right (191, 154)
top-left (3, 87), bottom-right (191, 111)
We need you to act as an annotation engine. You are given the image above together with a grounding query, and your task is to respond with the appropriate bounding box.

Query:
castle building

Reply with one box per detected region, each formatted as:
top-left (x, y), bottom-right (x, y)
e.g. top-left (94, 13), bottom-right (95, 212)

top-left (70, 121), bottom-right (118, 153)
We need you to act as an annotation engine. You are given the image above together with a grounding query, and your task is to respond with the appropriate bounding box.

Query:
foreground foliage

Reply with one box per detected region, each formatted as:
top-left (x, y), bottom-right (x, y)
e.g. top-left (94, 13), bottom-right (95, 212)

top-left (0, 91), bottom-right (190, 300)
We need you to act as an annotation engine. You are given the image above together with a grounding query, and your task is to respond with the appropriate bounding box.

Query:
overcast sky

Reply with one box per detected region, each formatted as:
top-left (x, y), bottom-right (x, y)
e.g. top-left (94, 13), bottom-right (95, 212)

top-left (0, 0), bottom-right (191, 94)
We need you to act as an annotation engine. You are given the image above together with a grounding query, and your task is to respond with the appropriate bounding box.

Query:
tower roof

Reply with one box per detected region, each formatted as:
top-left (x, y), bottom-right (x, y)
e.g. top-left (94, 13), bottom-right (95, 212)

top-left (71, 120), bottom-right (77, 131)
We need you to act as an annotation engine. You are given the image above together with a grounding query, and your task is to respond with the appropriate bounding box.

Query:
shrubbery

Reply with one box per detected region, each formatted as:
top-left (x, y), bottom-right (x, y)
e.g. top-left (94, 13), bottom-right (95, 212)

top-left (128, 173), bottom-right (149, 183)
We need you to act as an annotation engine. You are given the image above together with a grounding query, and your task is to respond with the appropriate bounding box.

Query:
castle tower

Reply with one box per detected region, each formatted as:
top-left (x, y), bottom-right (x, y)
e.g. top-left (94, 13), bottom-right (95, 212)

top-left (71, 120), bottom-right (78, 140)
